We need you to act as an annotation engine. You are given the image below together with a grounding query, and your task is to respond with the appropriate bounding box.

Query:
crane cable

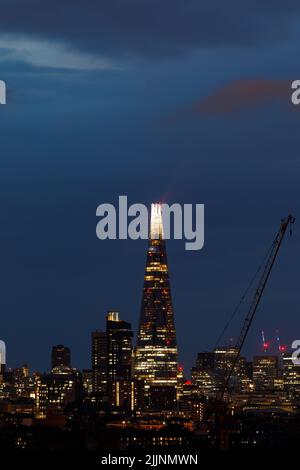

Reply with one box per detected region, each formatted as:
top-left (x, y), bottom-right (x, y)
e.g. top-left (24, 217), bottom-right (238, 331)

top-left (213, 239), bottom-right (275, 350)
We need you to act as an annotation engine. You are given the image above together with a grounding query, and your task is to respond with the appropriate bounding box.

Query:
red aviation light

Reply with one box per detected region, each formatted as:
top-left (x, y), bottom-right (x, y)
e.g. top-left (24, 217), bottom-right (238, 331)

top-left (185, 380), bottom-right (192, 385)
top-left (279, 345), bottom-right (287, 352)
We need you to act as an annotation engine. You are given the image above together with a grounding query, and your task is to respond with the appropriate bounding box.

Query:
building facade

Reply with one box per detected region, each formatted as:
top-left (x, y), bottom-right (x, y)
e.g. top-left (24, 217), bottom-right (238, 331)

top-left (91, 330), bottom-right (107, 398)
top-left (253, 355), bottom-right (278, 391)
top-left (134, 204), bottom-right (178, 396)
top-left (106, 311), bottom-right (133, 383)
top-left (106, 311), bottom-right (134, 409)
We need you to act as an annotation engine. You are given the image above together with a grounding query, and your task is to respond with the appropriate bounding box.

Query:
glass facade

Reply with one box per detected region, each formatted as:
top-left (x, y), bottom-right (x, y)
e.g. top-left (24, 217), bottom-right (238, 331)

top-left (134, 204), bottom-right (178, 392)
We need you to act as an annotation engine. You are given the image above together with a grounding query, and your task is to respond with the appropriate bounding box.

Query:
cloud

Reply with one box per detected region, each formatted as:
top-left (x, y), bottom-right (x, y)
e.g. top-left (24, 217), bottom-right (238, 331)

top-left (0, 36), bottom-right (115, 70)
top-left (0, 0), bottom-right (300, 66)
top-left (164, 78), bottom-right (293, 123)
top-left (190, 78), bottom-right (291, 114)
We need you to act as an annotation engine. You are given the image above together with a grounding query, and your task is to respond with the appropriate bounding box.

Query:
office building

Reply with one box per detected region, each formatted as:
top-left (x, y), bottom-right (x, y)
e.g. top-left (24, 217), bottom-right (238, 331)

top-left (253, 355), bottom-right (278, 391)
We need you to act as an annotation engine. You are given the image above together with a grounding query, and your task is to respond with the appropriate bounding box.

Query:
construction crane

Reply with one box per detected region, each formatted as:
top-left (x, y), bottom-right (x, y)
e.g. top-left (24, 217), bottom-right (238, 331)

top-left (207, 214), bottom-right (295, 450)
top-left (217, 214), bottom-right (295, 403)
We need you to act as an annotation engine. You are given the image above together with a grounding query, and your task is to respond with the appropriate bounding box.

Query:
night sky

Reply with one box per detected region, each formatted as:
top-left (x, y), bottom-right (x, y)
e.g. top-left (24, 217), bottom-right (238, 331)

top-left (0, 1), bottom-right (299, 374)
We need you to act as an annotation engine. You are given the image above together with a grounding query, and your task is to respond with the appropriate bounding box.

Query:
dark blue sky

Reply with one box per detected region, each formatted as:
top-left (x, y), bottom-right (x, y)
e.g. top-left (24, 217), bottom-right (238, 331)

top-left (0, 1), bottom-right (299, 374)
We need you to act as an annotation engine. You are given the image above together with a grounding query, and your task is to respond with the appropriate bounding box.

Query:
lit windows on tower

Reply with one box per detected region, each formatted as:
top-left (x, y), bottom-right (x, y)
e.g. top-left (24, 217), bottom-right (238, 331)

top-left (134, 203), bottom-right (179, 400)
top-left (91, 330), bottom-right (107, 398)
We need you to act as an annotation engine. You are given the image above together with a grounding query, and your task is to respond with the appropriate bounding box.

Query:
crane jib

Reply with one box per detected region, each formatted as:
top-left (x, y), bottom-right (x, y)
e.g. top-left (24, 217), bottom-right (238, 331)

top-left (218, 214), bottom-right (295, 402)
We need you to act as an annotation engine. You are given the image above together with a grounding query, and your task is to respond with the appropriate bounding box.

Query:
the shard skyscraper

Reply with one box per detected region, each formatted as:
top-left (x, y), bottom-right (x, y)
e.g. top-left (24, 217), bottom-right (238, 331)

top-left (134, 203), bottom-right (178, 393)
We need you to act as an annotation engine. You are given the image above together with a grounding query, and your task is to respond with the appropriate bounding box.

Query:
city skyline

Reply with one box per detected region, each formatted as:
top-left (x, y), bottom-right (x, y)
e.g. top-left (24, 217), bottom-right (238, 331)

top-left (1, 206), bottom-right (297, 375)
top-left (1, 0), bottom-right (300, 379)
top-left (1, 212), bottom-right (299, 450)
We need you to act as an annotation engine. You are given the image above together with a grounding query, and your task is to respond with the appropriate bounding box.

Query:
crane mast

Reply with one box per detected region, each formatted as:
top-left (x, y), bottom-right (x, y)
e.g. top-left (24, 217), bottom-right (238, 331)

top-left (218, 214), bottom-right (295, 401)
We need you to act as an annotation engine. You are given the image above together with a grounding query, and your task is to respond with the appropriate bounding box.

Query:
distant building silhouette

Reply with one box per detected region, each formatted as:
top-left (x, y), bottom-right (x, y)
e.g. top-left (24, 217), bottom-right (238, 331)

top-left (51, 345), bottom-right (71, 371)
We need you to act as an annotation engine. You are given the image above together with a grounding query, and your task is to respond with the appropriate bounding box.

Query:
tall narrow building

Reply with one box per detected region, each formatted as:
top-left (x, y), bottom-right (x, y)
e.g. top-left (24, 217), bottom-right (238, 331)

top-left (106, 311), bottom-right (133, 383)
top-left (134, 203), bottom-right (178, 394)
top-left (106, 311), bottom-right (134, 410)
top-left (91, 330), bottom-right (107, 398)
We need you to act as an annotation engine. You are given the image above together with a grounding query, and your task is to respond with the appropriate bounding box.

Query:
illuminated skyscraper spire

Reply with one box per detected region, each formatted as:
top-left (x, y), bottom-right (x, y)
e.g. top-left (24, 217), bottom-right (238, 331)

top-left (134, 203), bottom-right (178, 392)
top-left (150, 203), bottom-right (164, 240)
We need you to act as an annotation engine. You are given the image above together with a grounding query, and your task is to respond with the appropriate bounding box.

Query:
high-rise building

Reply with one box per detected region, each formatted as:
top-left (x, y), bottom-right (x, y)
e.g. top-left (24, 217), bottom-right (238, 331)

top-left (191, 369), bottom-right (218, 399)
top-left (134, 203), bottom-right (178, 395)
top-left (214, 347), bottom-right (249, 392)
top-left (214, 347), bottom-right (239, 374)
top-left (91, 331), bottom-right (107, 397)
top-left (282, 352), bottom-right (300, 396)
top-left (51, 345), bottom-right (71, 371)
top-left (253, 355), bottom-right (278, 391)
top-left (106, 311), bottom-right (133, 382)
top-left (91, 312), bottom-right (134, 408)
top-left (191, 352), bottom-right (218, 398)
top-left (0, 340), bottom-right (6, 375)
top-left (106, 311), bottom-right (134, 409)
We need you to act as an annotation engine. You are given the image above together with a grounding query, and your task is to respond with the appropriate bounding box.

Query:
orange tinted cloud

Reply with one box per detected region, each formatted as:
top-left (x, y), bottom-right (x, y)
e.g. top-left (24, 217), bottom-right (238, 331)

top-left (193, 78), bottom-right (290, 114)
top-left (166, 79), bottom-right (292, 123)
